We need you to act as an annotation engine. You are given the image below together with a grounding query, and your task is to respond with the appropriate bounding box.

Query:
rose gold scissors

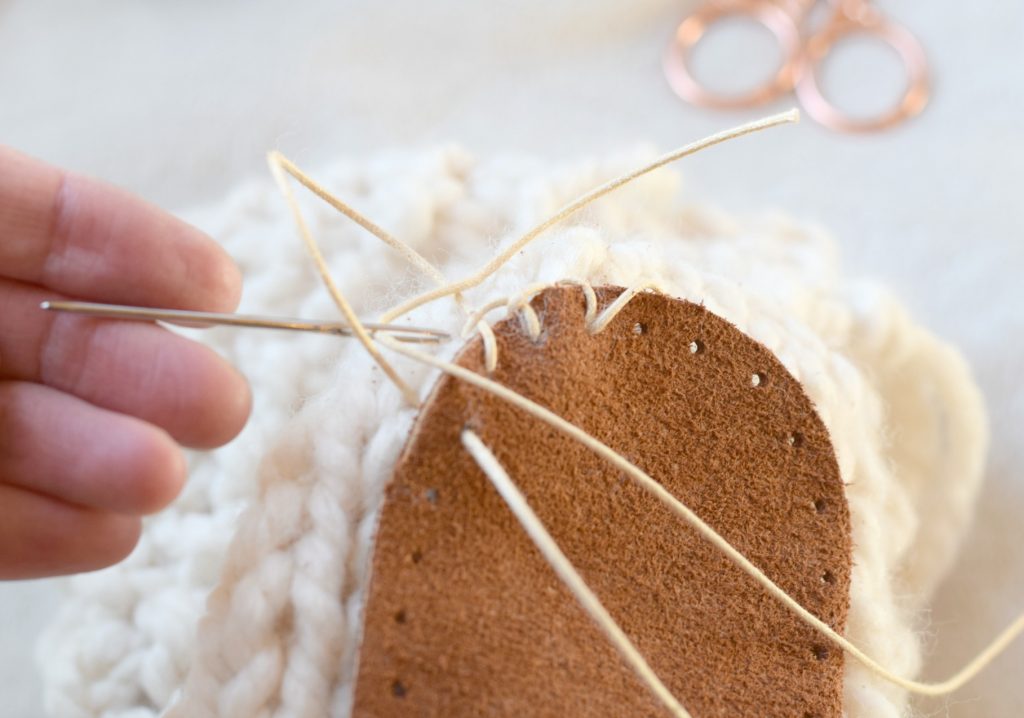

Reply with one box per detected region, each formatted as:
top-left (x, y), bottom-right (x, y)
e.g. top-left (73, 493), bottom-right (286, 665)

top-left (663, 0), bottom-right (930, 133)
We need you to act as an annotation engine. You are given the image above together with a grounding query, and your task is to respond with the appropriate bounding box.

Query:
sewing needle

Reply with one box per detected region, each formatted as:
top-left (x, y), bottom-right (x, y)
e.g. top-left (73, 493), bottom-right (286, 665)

top-left (40, 301), bottom-right (449, 344)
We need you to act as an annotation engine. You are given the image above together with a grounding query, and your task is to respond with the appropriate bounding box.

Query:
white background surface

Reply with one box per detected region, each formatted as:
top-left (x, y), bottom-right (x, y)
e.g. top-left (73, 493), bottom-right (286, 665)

top-left (1, 1), bottom-right (1022, 716)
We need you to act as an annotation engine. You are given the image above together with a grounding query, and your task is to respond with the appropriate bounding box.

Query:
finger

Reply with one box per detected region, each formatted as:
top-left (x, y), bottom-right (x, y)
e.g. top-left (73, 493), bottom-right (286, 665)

top-left (0, 381), bottom-right (186, 514)
top-left (0, 279), bottom-right (252, 448)
top-left (0, 145), bottom-right (241, 311)
top-left (0, 484), bottom-right (141, 580)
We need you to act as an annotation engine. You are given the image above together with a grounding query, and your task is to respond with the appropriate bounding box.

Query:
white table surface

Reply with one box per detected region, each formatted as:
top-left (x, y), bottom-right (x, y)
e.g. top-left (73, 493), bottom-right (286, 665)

top-left (1, 1), bottom-right (1022, 715)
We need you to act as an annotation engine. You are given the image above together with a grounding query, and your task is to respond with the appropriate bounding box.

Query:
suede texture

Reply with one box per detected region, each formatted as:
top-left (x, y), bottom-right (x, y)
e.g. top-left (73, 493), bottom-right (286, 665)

top-left (354, 286), bottom-right (851, 717)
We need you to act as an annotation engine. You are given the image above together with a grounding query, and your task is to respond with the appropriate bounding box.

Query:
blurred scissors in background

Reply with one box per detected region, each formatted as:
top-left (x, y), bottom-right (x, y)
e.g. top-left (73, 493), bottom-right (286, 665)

top-left (664, 0), bottom-right (930, 133)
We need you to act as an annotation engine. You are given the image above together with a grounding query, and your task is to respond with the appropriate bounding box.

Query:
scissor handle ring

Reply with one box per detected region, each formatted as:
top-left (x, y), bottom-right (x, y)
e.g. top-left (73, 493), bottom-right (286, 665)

top-left (664, 2), bottom-right (803, 110)
top-left (795, 12), bottom-right (930, 133)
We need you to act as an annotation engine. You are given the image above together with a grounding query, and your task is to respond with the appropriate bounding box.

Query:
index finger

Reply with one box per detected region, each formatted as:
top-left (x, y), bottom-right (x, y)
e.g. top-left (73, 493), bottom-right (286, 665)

top-left (0, 145), bottom-right (241, 311)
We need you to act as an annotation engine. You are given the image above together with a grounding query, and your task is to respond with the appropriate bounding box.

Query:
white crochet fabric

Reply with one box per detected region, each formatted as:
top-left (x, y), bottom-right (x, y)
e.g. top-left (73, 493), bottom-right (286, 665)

top-left (37, 147), bottom-right (987, 718)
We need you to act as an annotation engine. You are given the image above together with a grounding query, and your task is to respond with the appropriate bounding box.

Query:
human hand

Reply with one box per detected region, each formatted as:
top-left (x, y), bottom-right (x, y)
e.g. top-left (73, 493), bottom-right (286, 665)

top-left (0, 147), bottom-right (251, 579)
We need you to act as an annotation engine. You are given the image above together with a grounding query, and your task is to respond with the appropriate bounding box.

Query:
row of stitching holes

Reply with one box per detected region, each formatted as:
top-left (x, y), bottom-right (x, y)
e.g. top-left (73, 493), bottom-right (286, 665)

top-left (749, 369), bottom-right (807, 453)
top-left (393, 595), bottom-right (409, 698)
top-left (689, 348), bottom-right (826, 524)
top-left (774, 391), bottom-right (831, 667)
top-left (747, 372), bottom-right (827, 521)
top-left (652, 331), bottom-right (839, 677)
top-left (393, 490), bottom-right (438, 698)
top-left (748, 364), bottom-right (836, 667)
top-left (690, 347), bottom-right (803, 458)
top-left (633, 324), bottom-right (705, 357)
top-left (664, 338), bottom-right (838, 636)
top-left (393, 558), bottom-right (415, 698)
top-left (393, 504), bottom-right (430, 697)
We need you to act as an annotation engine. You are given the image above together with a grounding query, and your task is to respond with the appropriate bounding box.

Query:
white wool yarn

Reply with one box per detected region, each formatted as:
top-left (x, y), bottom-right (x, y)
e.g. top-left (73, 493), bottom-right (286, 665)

top-left (37, 146), bottom-right (987, 718)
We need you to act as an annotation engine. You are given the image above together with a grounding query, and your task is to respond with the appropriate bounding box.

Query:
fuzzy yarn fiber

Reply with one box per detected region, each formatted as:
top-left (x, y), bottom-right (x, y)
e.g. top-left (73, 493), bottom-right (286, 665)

top-left (37, 147), bottom-right (987, 718)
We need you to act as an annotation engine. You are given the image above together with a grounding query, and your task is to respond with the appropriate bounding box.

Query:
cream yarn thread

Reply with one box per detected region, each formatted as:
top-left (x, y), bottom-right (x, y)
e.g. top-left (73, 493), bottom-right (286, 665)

top-left (377, 110), bottom-right (800, 324)
top-left (587, 281), bottom-right (665, 334)
top-left (459, 282), bottom-right (568, 371)
top-left (267, 115), bottom-right (1024, 704)
top-left (266, 152), bottom-right (449, 288)
top-left (458, 280), bottom-right (662, 372)
top-left (267, 154), bottom-right (418, 404)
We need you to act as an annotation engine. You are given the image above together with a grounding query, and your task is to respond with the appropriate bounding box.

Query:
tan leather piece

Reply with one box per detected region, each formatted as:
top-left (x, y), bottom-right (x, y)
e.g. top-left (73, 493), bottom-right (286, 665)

top-left (353, 285), bottom-right (851, 717)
